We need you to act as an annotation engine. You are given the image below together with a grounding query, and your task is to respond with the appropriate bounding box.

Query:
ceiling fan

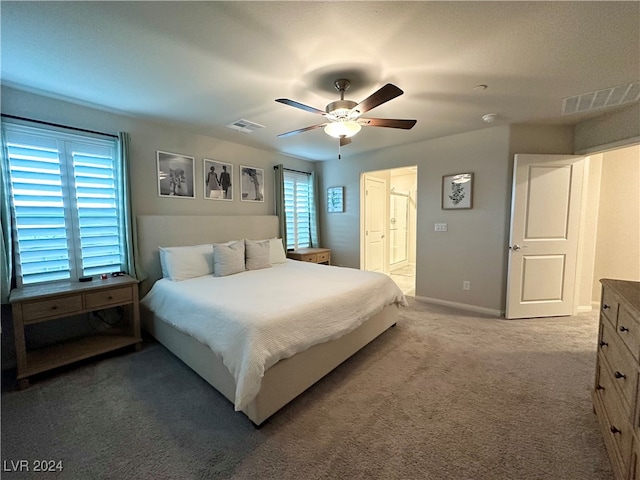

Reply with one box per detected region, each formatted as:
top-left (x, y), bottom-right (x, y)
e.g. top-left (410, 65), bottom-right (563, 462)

top-left (275, 79), bottom-right (417, 153)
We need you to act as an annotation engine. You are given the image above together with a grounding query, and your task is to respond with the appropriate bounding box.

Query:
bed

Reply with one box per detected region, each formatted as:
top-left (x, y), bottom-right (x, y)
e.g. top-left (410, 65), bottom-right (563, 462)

top-left (137, 215), bottom-right (406, 426)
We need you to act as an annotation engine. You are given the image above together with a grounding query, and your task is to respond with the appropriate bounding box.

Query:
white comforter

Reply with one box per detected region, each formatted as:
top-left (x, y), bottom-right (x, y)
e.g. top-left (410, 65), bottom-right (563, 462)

top-left (141, 260), bottom-right (407, 411)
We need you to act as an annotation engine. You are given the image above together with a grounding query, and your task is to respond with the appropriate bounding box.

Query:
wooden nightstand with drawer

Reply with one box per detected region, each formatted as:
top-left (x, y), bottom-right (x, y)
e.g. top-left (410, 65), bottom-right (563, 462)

top-left (9, 275), bottom-right (141, 389)
top-left (593, 279), bottom-right (640, 480)
top-left (287, 247), bottom-right (331, 265)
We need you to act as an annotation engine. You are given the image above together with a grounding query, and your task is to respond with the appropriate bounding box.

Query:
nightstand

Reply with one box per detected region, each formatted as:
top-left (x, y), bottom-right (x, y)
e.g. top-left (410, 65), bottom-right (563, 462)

top-left (9, 275), bottom-right (141, 389)
top-left (287, 247), bottom-right (331, 265)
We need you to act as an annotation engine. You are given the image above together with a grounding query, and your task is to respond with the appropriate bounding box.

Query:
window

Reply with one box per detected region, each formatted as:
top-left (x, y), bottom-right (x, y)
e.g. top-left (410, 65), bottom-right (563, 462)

top-left (3, 123), bottom-right (125, 287)
top-left (283, 171), bottom-right (311, 249)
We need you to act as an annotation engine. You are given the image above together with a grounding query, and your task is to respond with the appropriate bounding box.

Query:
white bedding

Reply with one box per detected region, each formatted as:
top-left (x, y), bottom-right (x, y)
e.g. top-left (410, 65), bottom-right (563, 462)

top-left (141, 260), bottom-right (407, 410)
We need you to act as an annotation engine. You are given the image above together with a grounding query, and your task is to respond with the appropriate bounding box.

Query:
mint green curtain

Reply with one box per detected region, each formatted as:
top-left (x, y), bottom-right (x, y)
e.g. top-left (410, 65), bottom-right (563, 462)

top-left (273, 164), bottom-right (287, 249)
top-left (0, 133), bottom-right (13, 303)
top-left (309, 171), bottom-right (320, 247)
top-left (118, 132), bottom-right (145, 281)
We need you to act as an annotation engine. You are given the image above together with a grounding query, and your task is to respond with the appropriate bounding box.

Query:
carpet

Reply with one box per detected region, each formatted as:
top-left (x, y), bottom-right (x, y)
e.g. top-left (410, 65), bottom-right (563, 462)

top-left (1, 298), bottom-right (613, 479)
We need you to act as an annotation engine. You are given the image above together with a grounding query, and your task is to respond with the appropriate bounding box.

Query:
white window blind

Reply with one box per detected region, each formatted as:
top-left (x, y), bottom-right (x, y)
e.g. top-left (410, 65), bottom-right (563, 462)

top-left (3, 124), bottom-right (124, 286)
top-left (283, 171), bottom-right (311, 250)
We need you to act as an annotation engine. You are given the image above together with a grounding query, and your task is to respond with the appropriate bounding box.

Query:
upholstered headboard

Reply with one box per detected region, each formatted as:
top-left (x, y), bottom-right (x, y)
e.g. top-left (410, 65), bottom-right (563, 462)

top-left (136, 215), bottom-right (279, 297)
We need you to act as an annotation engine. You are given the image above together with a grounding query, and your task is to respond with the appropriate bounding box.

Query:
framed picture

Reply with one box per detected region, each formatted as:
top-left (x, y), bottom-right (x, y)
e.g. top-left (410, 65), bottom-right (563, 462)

top-left (240, 165), bottom-right (264, 202)
top-left (327, 186), bottom-right (344, 213)
top-left (157, 151), bottom-right (195, 199)
top-left (442, 173), bottom-right (473, 209)
top-left (203, 159), bottom-right (233, 201)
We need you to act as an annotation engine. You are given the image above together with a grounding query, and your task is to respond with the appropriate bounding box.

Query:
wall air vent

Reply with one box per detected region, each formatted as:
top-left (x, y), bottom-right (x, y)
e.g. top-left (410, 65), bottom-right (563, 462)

top-left (225, 119), bottom-right (266, 134)
top-left (562, 82), bottom-right (640, 115)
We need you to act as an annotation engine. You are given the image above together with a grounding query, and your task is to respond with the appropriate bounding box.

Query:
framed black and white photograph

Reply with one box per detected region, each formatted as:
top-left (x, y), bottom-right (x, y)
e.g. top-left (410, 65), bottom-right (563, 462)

top-left (240, 165), bottom-right (264, 202)
top-left (327, 186), bottom-right (344, 213)
top-left (203, 159), bottom-right (233, 201)
top-left (157, 151), bottom-right (195, 199)
top-left (442, 173), bottom-right (473, 209)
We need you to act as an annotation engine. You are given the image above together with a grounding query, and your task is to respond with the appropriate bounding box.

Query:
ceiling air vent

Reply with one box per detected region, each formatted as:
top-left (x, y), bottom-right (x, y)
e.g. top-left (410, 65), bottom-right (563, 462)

top-left (562, 82), bottom-right (640, 115)
top-left (225, 119), bottom-right (266, 134)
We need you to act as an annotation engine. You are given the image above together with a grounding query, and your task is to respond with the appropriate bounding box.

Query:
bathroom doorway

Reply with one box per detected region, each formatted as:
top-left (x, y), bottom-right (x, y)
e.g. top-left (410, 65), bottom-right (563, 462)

top-left (361, 166), bottom-right (417, 296)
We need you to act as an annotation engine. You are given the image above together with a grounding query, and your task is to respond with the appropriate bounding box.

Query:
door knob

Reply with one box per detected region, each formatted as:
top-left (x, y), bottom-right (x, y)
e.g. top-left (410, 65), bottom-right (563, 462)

top-left (510, 244), bottom-right (521, 251)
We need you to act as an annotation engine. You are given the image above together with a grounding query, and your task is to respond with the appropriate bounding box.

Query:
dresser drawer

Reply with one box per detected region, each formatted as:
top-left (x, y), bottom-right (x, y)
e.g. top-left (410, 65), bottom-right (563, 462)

top-left (317, 251), bottom-right (330, 263)
top-left (617, 304), bottom-right (640, 362)
top-left (602, 289), bottom-right (620, 326)
top-left (596, 365), bottom-right (634, 471)
top-left (22, 294), bottom-right (83, 323)
top-left (600, 322), bottom-right (639, 413)
top-left (85, 286), bottom-right (133, 309)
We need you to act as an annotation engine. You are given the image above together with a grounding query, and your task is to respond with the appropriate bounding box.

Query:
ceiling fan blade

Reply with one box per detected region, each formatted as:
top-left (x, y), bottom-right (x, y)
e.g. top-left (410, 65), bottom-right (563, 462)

top-left (359, 118), bottom-right (417, 129)
top-left (275, 98), bottom-right (327, 116)
top-left (277, 123), bottom-right (326, 138)
top-left (340, 137), bottom-right (352, 147)
top-left (352, 84), bottom-right (404, 116)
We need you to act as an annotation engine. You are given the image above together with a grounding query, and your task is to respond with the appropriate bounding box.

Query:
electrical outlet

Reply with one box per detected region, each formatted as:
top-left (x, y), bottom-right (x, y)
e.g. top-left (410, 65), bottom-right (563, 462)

top-left (463, 281), bottom-right (471, 291)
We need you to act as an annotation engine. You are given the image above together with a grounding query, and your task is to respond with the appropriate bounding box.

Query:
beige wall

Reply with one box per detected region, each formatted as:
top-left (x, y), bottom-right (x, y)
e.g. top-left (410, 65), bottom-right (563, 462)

top-left (592, 145), bottom-right (640, 298)
top-left (318, 124), bottom-right (574, 314)
top-left (575, 103), bottom-right (640, 154)
top-left (1, 87), bottom-right (316, 218)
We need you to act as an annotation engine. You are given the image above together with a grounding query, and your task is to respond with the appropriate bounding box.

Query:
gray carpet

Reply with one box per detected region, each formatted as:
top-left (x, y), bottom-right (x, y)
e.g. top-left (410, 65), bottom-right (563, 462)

top-left (1, 298), bottom-right (613, 480)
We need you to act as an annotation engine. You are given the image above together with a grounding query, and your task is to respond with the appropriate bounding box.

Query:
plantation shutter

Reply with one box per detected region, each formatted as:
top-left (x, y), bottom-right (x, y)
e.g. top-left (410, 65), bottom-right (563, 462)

top-left (4, 124), bottom-right (123, 286)
top-left (283, 171), bottom-right (311, 249)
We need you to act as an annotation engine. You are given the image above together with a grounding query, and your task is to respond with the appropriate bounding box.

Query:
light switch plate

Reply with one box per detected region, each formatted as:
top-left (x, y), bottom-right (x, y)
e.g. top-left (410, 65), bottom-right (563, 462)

top-left (434, 223), bottom-right (448, 232)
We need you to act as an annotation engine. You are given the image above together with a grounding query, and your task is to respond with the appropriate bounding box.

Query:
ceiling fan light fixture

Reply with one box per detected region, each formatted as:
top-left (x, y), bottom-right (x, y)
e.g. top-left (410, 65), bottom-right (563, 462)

top-left (324, 120), bottom-right (362, 138)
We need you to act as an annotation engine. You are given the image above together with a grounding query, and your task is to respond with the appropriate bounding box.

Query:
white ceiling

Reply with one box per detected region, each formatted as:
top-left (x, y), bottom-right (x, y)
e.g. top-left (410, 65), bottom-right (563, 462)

top-left (2, 1), bottom-right (638, 162)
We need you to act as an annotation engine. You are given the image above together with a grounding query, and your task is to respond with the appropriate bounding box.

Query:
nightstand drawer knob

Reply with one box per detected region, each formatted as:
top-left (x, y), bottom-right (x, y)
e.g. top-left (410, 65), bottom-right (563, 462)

top-left (619, 326), bottom-right (629, 333)
top-left (610, 426), bottom-right (622, 434)
top-left (614, 371), bottom-right (626, 380)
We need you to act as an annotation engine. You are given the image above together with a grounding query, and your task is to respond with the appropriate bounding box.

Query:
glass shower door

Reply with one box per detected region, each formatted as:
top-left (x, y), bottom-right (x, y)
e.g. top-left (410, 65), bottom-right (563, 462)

top-left (390, 193), bottom-right (408, 266)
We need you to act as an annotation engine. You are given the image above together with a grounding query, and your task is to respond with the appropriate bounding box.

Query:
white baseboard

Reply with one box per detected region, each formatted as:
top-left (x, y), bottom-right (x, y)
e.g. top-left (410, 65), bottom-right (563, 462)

top-left (576, 305), bottom-right (594, 314)
top-left (414, 296), bottom-right (503, 317)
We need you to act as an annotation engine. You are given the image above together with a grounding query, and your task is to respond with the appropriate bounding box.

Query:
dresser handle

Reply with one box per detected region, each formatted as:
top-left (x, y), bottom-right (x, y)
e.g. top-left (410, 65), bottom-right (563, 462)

top-left (614, 371), bottom-right (626, 379)
top-left (108, 296), bottom-right (113, 300)
top-left (599, 341), bottom-right (608, 347)
top-left (620, 326), bottom-right (629, 333)
top-left (51, 306), bottom-right (57, 310)
top-left (610, 426), bottom-right (622, 434)
top-left (603, 304), bottom-right (610, 309)
top-left (597, 385), bottom-right (605, 391)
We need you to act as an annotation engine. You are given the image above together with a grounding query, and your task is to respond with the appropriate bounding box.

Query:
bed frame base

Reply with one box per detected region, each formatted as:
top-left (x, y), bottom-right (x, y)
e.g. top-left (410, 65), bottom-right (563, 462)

top-left (142, 304), bottom-right (399, 426)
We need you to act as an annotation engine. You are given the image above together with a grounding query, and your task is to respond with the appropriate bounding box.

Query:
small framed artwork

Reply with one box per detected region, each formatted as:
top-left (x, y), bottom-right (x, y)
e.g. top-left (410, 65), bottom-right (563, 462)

top-left (327, 186), bottom-right (344, 213)
top-left (157, 151), bottom-right (195, 199)
top-left (240, 165), bottom-right (264, 202)
top-left (442, 173), bottom-right (473, 209)
top-left (204, 159), bottom-right (233, 201)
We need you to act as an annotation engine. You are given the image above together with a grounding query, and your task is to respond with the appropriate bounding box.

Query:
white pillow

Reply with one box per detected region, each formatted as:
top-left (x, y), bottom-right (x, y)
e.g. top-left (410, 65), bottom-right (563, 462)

top-left (245, 239), bottom-right (271, 271)
top-left (158, 244), bottom-right (214, 281)
top-left (268, 238), bottom-right (288, 264)
top-left (213, 240), bottom-right (245, 277)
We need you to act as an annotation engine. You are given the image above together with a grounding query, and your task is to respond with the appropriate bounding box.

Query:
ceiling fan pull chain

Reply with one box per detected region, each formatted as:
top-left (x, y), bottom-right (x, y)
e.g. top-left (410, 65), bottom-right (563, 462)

top-left (338, 140), bottom-right (341, 160)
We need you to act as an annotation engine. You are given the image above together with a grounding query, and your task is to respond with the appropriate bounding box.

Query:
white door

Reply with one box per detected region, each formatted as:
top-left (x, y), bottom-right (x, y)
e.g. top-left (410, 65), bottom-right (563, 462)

top-left (505, 154), bottom-right (586, 319)
top-left (364, 175), bottom-right (387, 273)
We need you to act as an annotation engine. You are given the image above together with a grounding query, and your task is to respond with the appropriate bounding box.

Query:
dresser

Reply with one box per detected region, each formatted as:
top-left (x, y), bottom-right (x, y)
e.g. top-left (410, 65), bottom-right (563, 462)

top-left (287, 247), bottom-right (331, 265)
top-left (9, 275), bottom-right (141, 389)
top-left (593, 279), bottom-right (640, 480)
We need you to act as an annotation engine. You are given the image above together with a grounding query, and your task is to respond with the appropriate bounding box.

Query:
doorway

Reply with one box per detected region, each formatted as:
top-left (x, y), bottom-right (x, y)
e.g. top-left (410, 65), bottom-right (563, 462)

top-left (361, 166), bottom-right (417, 296)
